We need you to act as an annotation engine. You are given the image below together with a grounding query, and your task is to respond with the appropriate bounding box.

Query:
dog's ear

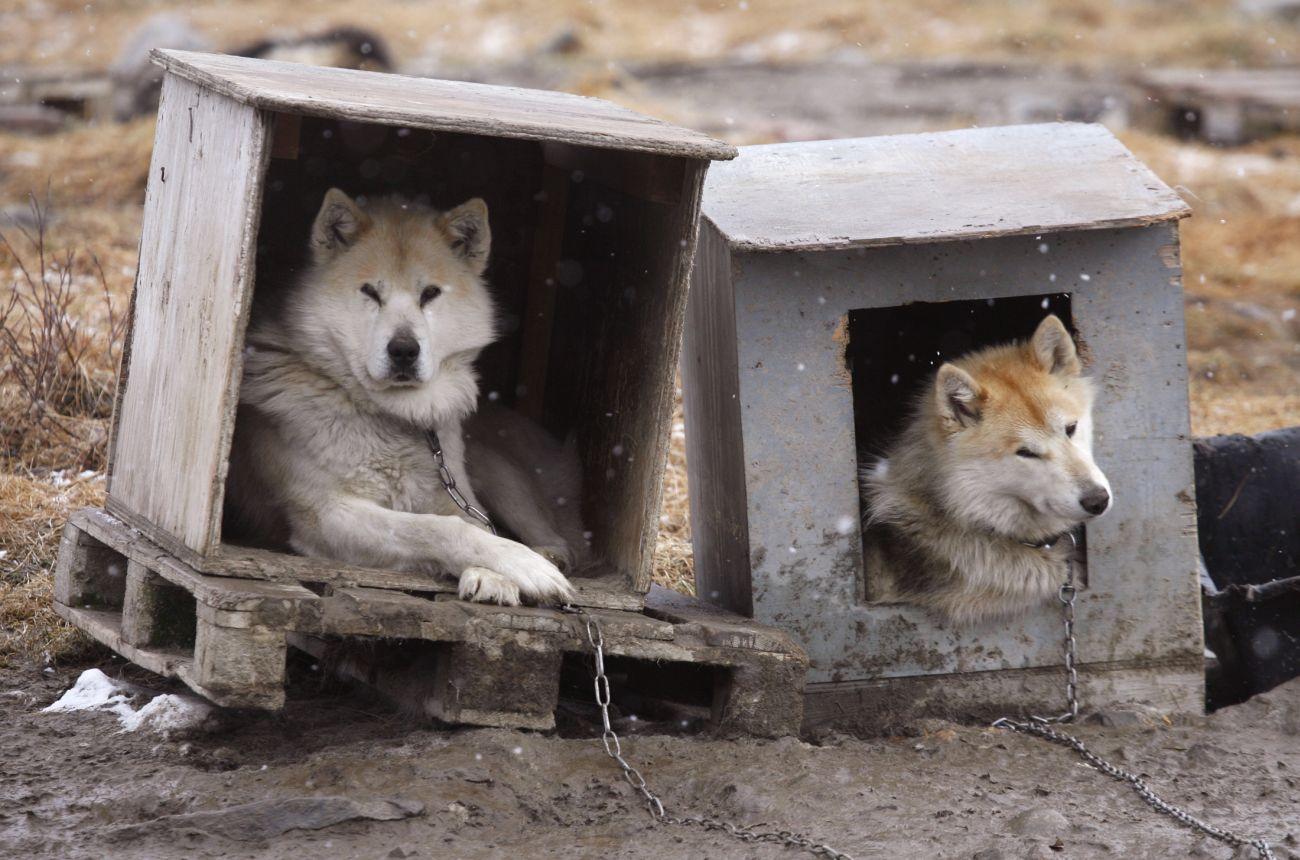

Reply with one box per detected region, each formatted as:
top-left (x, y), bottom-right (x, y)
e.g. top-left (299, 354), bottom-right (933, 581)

top-left (438, 198), bottom-right (491, 274)
top-left (1030, 315), bottom-right (1082, 376)
top-left (311, 188), bottom-right (370, 259)
top-left (935, 363), bottom-right (984, 429)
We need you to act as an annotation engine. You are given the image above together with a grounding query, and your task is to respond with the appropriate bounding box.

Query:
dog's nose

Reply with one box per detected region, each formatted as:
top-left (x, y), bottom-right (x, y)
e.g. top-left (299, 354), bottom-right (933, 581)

top-left (387, 334), bottom-right (420, 368)
top-left (1080, 486), bottom-right (1110, 516)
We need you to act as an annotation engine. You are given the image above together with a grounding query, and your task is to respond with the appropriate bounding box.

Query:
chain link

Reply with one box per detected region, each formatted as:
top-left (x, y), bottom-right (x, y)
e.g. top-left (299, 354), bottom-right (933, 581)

top-left (424, 429), bottom-right (496, 535)
top-left (437, 464), bottom-right (1272, 858)
top-left (564, 606), bottom-right (856, 859)
top-left (994, 536), bottom-right (1275, 860)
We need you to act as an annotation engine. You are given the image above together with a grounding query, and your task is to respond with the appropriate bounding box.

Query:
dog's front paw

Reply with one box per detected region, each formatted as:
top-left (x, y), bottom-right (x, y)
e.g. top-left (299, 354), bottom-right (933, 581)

top-left (458, 566), bottom-right (522, 606)
top-left (467, 538), bottom-right (575, 606)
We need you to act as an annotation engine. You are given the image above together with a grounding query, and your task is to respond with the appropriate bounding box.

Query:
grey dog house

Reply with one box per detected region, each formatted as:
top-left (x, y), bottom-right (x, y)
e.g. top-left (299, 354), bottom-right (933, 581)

top-left (682, 123), bottom-right (1206, 731)
top-left (101, 50), bottom-right (734, 602)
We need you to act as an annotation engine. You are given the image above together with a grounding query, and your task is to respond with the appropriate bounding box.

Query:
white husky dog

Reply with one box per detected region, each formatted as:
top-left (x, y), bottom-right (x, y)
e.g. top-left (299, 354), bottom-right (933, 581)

top-left (860, 316), bottom-right (1112, 625)
top-left (225, 188), bottom-right (575, 606)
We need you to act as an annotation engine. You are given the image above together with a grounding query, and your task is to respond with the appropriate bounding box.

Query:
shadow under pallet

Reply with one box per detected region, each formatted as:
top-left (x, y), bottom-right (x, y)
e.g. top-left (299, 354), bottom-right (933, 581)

top-left (52, 507), bottom-right (806, 736)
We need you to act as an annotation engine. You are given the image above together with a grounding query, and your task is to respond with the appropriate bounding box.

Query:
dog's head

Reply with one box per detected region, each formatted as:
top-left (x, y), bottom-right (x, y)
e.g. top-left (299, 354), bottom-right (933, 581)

top-left (931, 315), bottom-right (1112, 541)
top-left (289, 188), bottom-right (496, 423)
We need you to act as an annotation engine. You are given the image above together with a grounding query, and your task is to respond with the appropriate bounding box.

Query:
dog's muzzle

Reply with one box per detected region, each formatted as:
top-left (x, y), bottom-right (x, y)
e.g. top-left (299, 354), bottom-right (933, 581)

top-left (386, 333), bottom-right (420, 379)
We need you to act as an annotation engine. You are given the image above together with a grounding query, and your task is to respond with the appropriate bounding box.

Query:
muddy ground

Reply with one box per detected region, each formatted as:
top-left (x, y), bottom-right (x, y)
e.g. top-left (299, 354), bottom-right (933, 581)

top-left (2, 653), bottom-right (1297, 860)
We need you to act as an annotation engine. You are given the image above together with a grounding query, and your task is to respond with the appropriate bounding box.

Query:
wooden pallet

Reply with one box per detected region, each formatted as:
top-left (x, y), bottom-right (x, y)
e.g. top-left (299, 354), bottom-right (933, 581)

top-left (52, 508), bottom-right (807, 736)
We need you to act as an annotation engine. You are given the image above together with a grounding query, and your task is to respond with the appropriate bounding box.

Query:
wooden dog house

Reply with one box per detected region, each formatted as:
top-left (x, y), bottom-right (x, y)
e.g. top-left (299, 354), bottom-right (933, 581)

top-left (47, 52), bottom-right (822, 729)
top-left (104, 50), bottom-right (734, 605)
top-left (683, 123), bottom-right (1205, 731)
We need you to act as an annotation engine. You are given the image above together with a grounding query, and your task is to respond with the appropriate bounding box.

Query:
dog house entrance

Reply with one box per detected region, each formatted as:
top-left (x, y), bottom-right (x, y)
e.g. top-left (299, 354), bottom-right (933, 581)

top-left (844, 292), bottom-right (1088, 603)
top-left (221, 111), bottom-right (697, 594)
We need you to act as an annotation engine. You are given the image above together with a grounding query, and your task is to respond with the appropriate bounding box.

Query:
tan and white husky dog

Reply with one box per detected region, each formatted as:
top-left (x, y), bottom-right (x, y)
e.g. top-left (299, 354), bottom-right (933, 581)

top-left (860, 315), bottom-right (1111, 626)
top-left (225, 188), bottom-right (575, 606)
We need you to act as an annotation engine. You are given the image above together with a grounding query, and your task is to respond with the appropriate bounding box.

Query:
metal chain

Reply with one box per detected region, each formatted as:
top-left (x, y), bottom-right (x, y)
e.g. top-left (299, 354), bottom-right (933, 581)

top-left (563, 606), bottom-right (856, 859)
top-left (436, 475), bottom-right (1272, 858)
top-left (424, 429), bottom-right (496, 535)
top-left (993, 539), bottom-right (1275, 860)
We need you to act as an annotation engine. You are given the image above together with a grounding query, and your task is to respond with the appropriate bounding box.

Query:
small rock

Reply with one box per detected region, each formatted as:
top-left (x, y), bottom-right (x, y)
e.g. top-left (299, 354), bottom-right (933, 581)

top-left (445, 801), bottom-right (471, 826)
top-left (1007, 807), bottom-right (1070, 838)
top-left (972, 848), bottom-right (1009, 860)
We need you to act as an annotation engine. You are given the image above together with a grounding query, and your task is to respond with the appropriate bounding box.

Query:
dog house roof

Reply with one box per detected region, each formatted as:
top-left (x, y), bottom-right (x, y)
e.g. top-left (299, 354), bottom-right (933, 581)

top-left (151, 49), bottom-right (737, 161)
top-left (701, 123), bottom-right (1190, 252)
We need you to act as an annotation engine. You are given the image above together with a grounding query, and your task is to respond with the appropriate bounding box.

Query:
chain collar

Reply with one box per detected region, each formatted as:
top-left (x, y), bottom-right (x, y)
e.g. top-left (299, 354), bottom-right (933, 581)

top-left (424, 428), bottom-right (496, 535)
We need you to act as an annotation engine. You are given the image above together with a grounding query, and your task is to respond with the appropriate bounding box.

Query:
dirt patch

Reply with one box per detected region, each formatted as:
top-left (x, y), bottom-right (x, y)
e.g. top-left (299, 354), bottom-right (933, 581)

top-left (2, 657), bottom-right (1297, 859)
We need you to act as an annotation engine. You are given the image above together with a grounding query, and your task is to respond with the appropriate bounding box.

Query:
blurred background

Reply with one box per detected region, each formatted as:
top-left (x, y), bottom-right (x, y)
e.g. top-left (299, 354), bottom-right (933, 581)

top-left (2, 0), bottom-right (1298, 668)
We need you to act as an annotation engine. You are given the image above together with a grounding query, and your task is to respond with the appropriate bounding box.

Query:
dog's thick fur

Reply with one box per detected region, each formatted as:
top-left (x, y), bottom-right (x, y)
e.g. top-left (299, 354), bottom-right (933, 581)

top-left (861, 315), bottom-right (1112, 626)
top-left (225, 189), bottom-right (574, 606)
top-left (464, 403), bottom-right (592, 574)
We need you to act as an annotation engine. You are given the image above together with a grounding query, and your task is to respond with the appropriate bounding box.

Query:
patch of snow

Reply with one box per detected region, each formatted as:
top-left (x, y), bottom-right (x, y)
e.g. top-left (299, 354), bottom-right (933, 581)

top-left (42, 669), bottom-right (211, 733)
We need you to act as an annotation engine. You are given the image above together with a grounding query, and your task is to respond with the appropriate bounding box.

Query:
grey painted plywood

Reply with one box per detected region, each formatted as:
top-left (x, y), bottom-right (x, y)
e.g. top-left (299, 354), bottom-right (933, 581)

top-left (152, 50), bottom-right (736, 161)
top-left (108, 74), bottom-right (270, 558)
top-left (722, 224), bottom-right (1202, 684)
top-left (702, 123), bottom-right (1190, 253)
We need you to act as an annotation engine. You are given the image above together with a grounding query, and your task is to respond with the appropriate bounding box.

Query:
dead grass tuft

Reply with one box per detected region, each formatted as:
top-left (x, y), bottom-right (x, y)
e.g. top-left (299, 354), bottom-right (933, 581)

top-left (653, 389), bottom-right (694, 595)
top-left (1, 198), bottom-right (128, 473)
top-left (0, 472), bottom-right (103, 665)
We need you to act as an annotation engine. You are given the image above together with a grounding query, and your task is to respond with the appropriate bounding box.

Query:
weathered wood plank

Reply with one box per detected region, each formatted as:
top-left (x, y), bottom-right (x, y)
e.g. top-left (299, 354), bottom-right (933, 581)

top-left (106, 73), bottom-right (271, 557)
top-left (53, 604), bottom-right (194, 680)
top-left (71, 509), bottom-right (320, 614)
top-left (53, 522), bottom-right (126, 609)
top-left (151, 49), bottom-right (736, 161)
top-left (700, 123), bottom-right (1190, 253)
top-left (190, 612), bottom-right (287, 710)
top-left (575, 159), bottom-right (711, 594)
top-left (681, 218), bottom-right (752, 617)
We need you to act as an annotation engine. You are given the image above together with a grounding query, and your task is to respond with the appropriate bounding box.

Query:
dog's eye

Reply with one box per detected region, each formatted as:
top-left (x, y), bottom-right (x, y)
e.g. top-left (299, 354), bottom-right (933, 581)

top-left (360, 283), bottom-right (381, 304)
top-left (1066, 422), bottom-right (1077, 438)
top-left (419, 285), bottom-right (443, 306)
top-left (1016, 448), bottom-right (1041, 459)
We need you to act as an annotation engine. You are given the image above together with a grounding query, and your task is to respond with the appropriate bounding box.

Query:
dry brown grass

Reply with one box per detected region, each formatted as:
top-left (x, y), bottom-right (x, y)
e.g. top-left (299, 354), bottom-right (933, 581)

top-left (3, 0), bottom-right (1296, 73)
top-left (0, 473), bottom-right (102, 666)
top-left (1123, 131), bottom-right (1300, 436)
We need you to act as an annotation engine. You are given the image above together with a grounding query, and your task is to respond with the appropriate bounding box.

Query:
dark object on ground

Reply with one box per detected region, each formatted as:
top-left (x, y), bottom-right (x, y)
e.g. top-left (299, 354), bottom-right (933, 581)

top-left (0, 104), bottom-right (67, 134)
top-left (236, 27), bottom-right (394, 74)
top-left (109, 21), bottom-right (393, 121)
top-left (1195, 426), bottom-right (1300, 709)
top-left (109, 14), bottom-right (213, 120)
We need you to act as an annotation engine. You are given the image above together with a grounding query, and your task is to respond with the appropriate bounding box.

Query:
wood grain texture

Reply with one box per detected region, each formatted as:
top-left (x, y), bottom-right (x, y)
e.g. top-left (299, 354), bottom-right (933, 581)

top-left (701, 123), bottom-right (1190, 253)
top-left (574, 159), bottom-right (710, 593)
top-left (680, 219), bottom-right (753, 616)
top-left (107, 73), bottom-right (271, 557)
top-left (151, 49), bottom-right (736, 161)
